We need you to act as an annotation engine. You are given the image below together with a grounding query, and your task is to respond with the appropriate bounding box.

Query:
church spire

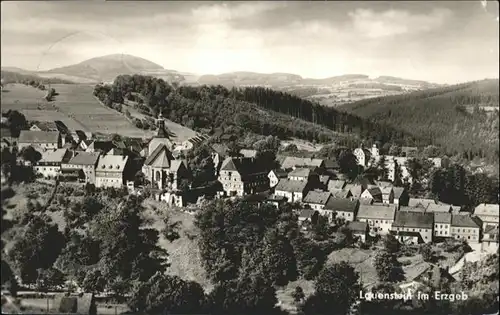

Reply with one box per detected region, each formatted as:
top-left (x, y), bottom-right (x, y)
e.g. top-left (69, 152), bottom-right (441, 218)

top-left (155, 112), bottom-right (168, 138)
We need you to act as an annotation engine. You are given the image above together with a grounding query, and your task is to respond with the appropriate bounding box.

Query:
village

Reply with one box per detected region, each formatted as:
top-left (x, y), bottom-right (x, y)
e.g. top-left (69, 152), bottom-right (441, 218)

top-left (1, 111), bottom-right (498, 256)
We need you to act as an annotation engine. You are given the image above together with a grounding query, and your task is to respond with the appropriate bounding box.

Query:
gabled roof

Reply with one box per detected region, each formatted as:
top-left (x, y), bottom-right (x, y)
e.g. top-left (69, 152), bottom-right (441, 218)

top-left (426, 204), bottom-right (452, 213)
top-left (303, 191), bottom-right (331, 205)
top-left (347, 221), bottom-right (368, 233)
top-left (319, 175), bottom-right (330, 185)
top-left (220, 157), bottom-right (266, 177)
top-left (324, 198), bottom-right (359, 213)
top-left (324, 159), bottom-right (339, 169)
top-left (18, 130), bottom-right (59, 143)
top-left (31, 121), bottom-right (59, 132)
top-left (211, 143), bottom-right (229, 157)
top-left (376, 180), bottom-right (393, 188)
top-left (393, 212), bottom-right (434, 229)
top-left (299, 209), bottom-right (317, 219)
top-left (328, 180), bottom-right (346, 191)
top-left (380, 187), bottom-right (393, 195)
top-left (330, 189), bottom-right (351, 199)
top-left (67, 152), bottom-right (100, 166)
top-left (38, 148), bottom-right (70, 164)
top-left (366, 187), bottom-right (382, 197)
top-left (474, 204), bottom-right (499, 217)
top-left (434, 212), bottom-right (452, 224)
top-left (87, 140), bottom-right (114, 153)
top-left (357, 204), bottom-right (397, 220)
top-left (170, 160), bottom-right (185, 173)
top-left (408, 198), bottom-right (436, 209)
top-left (144, 144), bottom-right (174, 168)
top-left (399, 206), bottom-right (426, 213)
top-left (275, 178), bottom-right (308, 193)
top-left (345, 184), bottom-right (364, 198)
top-left (281, 156), bottom-right (324, 169)
top-left (269, 168), bottom-right (288, 178)
top-left (393, 187), bottom-right (406, 199)
top-left (451, 215), bottom-right (481, 228)
top-left (288, 168), bottom-right (312, 178)
top-left (484, 225), bottom-right (499, 235)
top-left (96, 154), bottom-right (128, 173)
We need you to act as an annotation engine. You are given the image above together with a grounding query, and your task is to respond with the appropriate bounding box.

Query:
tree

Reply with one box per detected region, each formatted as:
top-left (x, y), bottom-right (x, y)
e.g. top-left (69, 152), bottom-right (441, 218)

top-left (301, 262), bottom-right (361, 315)
top-left (374, 251), bottom-right (404, 282)
top-left (36, 267), bottom-right (66, 292)
top-left (129, 273), bottom-right (206, 314)
top-left (419, 243), bottom-right (435, 262)
top-left (338, 149), bottom-right (360, 180)
top-left (80, 269), bottom-right (106, 293)
top-left (162, 216), bottom-right (181, 242)
top-left (208, 275), bottom-right (279, 315)
top-left (20, 146), bottom-right (42, 164)
top-left (9, 215), bottom-right (66, 284)
top-left (292, 286), bottom-right (305, 305)
top-left (383, 234), bottom-right (400, 254)
top-left (422, 145), bottom-right (440, 158)
top-left (375, 155), bottom-right (389, 181)
top-left (388, 144), bottom-right (401, 156)
top-left (311, 214), bottom-right (331, 241)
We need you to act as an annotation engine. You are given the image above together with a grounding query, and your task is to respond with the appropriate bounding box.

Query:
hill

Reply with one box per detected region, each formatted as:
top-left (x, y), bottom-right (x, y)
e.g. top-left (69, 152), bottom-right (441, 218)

top-left (44, 54), bottom-right (183, 83)
top-left (340, 79), bottom-right (500, 163)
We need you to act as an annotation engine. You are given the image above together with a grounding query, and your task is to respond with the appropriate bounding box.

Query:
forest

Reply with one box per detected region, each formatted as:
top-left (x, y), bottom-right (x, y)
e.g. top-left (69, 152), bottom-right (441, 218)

top-left (341, 79), bottom-right (499, 164)
top-left (0, 70), bottom-right (75, 86)
top-left (94, 75), bottom-right (423, 147)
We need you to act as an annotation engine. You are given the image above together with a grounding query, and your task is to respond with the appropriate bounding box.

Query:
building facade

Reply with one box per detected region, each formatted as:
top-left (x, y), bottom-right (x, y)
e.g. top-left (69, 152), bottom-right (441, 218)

top-left (95, 154), bottom-right (129, 188)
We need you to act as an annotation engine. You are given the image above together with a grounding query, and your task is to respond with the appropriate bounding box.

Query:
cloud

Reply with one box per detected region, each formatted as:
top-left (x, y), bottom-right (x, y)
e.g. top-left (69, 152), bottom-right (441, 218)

top-left (349, 8), bottom-right (453, 39)
top-left (190, 2), bottom-right (286, 24)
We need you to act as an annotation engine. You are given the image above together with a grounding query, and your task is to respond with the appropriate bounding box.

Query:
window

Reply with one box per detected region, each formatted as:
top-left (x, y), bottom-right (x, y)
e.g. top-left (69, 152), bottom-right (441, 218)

top-left (376, 220), bottom-right (379, 223)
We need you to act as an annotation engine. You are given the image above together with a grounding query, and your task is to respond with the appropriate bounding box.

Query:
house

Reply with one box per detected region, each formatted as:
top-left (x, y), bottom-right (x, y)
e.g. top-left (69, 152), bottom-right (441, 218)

top-left (359, 198), bottom-right (374, 205)
top-left (400, 262), bottom-right (454, 291)
top-left (345, 184), bottom-right (365, 199)
top-left (287, 167), bottom-right (318, 182)
top-left (330, 189), bottom-right (352, 199)
top-left (360, 186), bottom-right (383, 203)
top-left (95, 154), bottom-right (129, 188)
top-left (18, 130), bottom-right (61, 151)
top-left (328, 180), bottom-right (346, 191)
top-left (451, 215), bottom-right (481, 244)
top-left (473, 203), bottom-right (499, 229)
top-left (280, 156), bottom-right (324, 170)
top-left (61, 152), bottom-right (100, 184)
top-left (85, 140), bottom-right (114, 154)
top-left (399, 206), bottom-right (426, 213)
top-left (393, 187), bottom-right (409, 208)
top-left (275, 179), bottom-right (309, 203)
top-left (268, 169), bottom-right (288, 188)
top-left (54, 293), bottom-right (96, 315)
top-left (303, 190), bottom-right (331, 211)
top-left (34, 148), bottom-right (72, 179)
top-left (391, 212), bottom-right (434, 244)
top-left (239, 149), bottom-right (257, 158)
top-left (353, 146), bottom-right (372, 167)
top-left (434, 212), bottom-right (452, 238)
top-left (298, 209), bottom-right (319, 225)
top-left (265, 194), bottom-right (288, 208)
top-left (356, 204), bottom-right (397, 235)
top-left (78, 139), bottom-right (94, 151)
top-left (142, 144), bottom-right (190, 191)
top-left (379, 186), bottom-right (394, 204)
top-left (426, 204), bottom-right (452, 213)
top-left (408, 198), bottom-right (436, 210)
top-left (319, 175), bottom-right (330, 187)
top-left (323, 198), bottom-right (359, 223)
top-left (30, 121), bottom-right (59, 132)
top-left (324, 159), bottom-right (340, 170)
top-left (346, 221), bottom-right (368, 242)
top-left (146, 114), bottom-right (175, 156)
top-left (218, 157), bottom-right (269, 197)
top-left (211, 143), bottom-right (229, 175)
top-left (376, 180), bottom-right (393, 188)
top-left (401, 146), bottom-right (418, 157)
top-left (482, 225), bottom-right (499, 251)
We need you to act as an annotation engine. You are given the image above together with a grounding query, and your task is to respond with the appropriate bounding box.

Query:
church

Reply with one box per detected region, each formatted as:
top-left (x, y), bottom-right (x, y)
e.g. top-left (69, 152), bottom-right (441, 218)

top-left (141, 114), bottom-right (190, 191)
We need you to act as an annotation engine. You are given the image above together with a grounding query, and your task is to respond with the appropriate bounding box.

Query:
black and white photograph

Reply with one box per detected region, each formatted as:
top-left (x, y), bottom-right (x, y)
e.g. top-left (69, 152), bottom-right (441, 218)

top-left (1, 1), bottom-right (499, 314)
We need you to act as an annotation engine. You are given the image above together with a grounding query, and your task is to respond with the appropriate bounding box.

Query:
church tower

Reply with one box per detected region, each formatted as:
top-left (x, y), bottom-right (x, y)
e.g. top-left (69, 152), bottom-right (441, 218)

top-left (155, 113), bottom-right (168, 138)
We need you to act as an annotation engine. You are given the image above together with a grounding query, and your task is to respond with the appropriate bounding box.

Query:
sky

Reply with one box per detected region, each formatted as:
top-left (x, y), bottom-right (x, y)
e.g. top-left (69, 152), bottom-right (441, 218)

top-left (1, 1), bottom-right (499, 84)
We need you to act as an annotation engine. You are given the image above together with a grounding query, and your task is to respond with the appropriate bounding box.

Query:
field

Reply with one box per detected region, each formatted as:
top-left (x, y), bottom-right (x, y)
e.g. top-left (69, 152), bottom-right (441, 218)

top-left (1, 83), bottom-right (152, 138)
top-left (50, 84), bottom-right (152, 138)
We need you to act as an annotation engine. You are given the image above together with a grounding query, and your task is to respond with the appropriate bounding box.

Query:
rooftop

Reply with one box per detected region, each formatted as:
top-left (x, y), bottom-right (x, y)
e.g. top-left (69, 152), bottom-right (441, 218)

top-left (281, 156), bottom-right (324, 169)
top-left (346, 221), bottom-right (368, 233)
top-left (357, 204), bottom-right (397, 220)
top-left (426, 204), bottom-right (452, 213)
top-left (408, 198), bottom-right (436, 209)
top-left (303, 191), bottom-right (331, 205)
top-left (67, 152), bottom-right (100, 166)
top-left (96, 154), bottom-right (128, 173)
top-left (393, 187), bottom-right (406, 199)
top-left (324, 197), bottom-right (359, 213)
top-left (18, 130), bottom-right (59, 143)
top-left (328, 180), bottom-right (346, 191)
top-left (393, 211), bottom-right (434, 229)
top-left (275, 178), bottom-right (308, 193)
top-left (39, 148), bottom-right (70, 164)
top-left (474, 203), bottom-right (499, 217)
top-left (299, 209), bottom-right (317, 219)
top-left (434, 212), bottom-right (452, 224)
top-left (451, 215), bottom-right (481, 228)
top-left (288, 167), bottom-right (312, 178)
top-left (239, 149), bottom-right (257, 158)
